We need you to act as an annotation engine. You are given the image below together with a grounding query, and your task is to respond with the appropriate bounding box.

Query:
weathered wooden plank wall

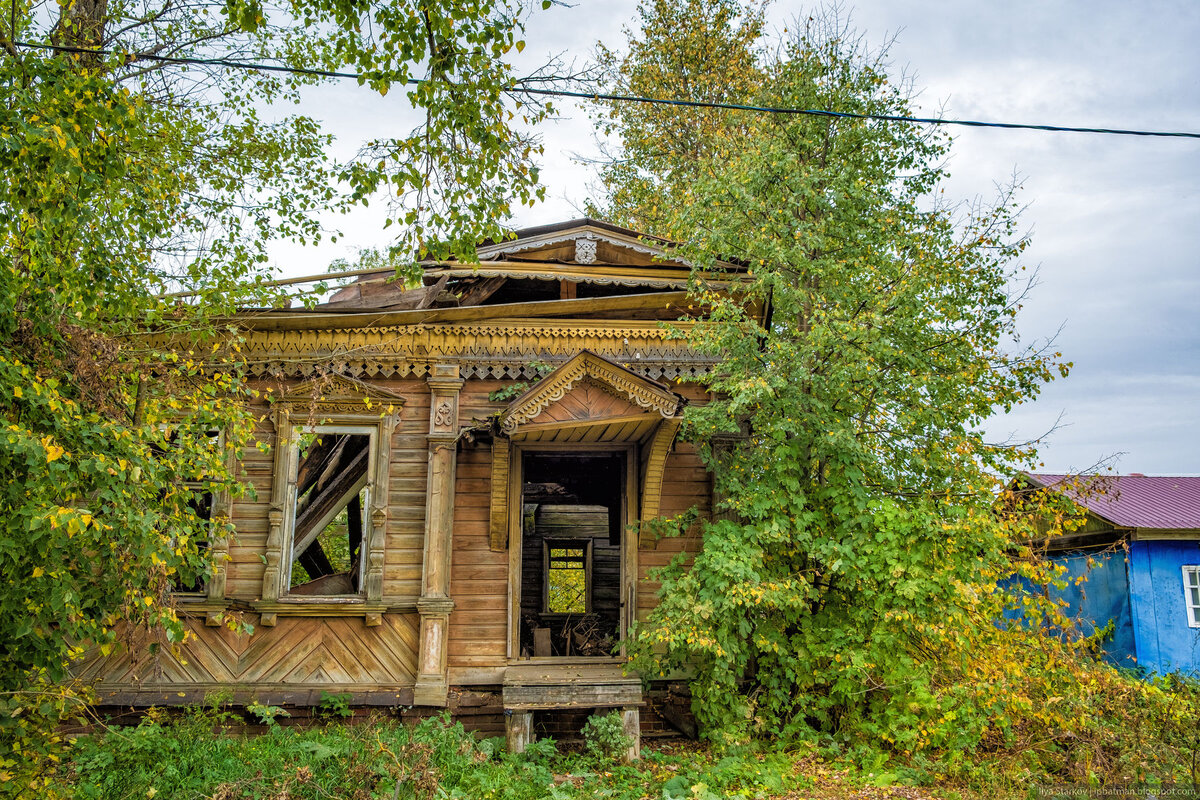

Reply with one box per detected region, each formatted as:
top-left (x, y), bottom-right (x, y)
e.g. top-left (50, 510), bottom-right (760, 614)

top-left (447, 381), bottom-right (511, 685)
top-left (74, 376), bottom-right (711, 699)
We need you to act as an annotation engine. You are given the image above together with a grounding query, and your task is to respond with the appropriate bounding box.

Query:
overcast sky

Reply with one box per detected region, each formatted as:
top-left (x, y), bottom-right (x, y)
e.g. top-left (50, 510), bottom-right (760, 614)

top-left (269, 1), bottom-right (1200, 476)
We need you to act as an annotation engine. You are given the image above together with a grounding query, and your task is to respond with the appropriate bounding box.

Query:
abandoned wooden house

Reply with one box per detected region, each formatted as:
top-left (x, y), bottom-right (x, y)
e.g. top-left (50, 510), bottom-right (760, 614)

top-left (76, 219), bottom-right (750, 751)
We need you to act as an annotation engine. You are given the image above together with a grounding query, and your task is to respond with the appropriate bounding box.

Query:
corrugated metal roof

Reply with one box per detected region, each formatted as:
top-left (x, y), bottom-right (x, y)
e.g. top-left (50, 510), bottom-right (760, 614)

top-left (1025, 473), bottom-right (1200, 530)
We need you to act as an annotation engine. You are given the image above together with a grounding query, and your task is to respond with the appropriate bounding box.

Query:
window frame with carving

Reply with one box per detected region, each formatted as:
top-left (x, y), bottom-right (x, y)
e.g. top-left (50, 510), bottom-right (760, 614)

top-left (256, 380), bottom-right (403, 621)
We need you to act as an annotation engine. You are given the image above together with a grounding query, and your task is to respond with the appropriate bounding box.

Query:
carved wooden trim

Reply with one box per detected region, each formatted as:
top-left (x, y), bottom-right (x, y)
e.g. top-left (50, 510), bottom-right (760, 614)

top-left (261, 405), bottom-right (293, 606)
top-left (277, 375), bottom-right (406, 416)
top-left (638, 419), bottom-right (681, 549)
top-left (425, 266), bottom-right (693, 288)
top-left (574, 235), bottom-right (598, 264)
top-left (489, 441), bottom-right (511, 551)
top-left (199, 432), bottom-right (238, 603)
top-left (415, 364), bottom-right (462, 706)
top-left (259, 380), bottom-right (403, 614)
top-left (235, 321), bottom-right (717, 381)
top-left (473, 223), bottom-right (707, 269)
top-left (499, 352), bottom-right (682, 435)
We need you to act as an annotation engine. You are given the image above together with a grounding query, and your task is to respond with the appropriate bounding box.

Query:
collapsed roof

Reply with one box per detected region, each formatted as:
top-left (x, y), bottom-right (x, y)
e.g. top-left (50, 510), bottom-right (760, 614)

top-left (300, 218), bottom-right (744, 321)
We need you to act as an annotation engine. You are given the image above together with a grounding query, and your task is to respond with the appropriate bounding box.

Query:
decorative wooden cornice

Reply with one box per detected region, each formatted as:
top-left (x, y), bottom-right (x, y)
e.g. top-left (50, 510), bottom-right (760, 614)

top-left (421, 265), bottom-right (697, 289)
top-left (239, 320), bottom-right (717, 382)
top-left (497, 352), bottom-right (683, 436)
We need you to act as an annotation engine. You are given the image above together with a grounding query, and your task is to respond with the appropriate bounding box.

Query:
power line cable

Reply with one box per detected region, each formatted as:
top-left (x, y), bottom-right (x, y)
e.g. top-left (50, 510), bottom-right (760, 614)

top-left (13, 39), bottom-right (1200, 140)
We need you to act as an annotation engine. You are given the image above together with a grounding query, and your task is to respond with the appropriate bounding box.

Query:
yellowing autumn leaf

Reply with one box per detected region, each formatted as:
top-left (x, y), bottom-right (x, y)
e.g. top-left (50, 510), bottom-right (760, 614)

top-left (41, 436), bottom-right (65, 462)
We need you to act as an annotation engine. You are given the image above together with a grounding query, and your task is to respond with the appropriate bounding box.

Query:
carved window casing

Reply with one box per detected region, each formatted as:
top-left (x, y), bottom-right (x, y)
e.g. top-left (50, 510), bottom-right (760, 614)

top-left (257, 378), bottom-right (403, 622)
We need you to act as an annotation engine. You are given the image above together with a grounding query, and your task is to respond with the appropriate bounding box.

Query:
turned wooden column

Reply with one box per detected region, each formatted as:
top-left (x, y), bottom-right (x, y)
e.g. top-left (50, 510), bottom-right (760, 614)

top-left (414, 364), bottom-right (463, 706)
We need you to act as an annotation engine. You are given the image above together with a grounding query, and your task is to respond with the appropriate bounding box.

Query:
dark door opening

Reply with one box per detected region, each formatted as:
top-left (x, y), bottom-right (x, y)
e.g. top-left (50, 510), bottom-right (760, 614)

top-left (520, 451), bottom-right (624, 658)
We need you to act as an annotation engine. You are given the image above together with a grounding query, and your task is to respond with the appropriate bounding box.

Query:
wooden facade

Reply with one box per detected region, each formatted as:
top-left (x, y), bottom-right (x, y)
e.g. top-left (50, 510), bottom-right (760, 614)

top-left (74, 219), bottom-right (741, 749)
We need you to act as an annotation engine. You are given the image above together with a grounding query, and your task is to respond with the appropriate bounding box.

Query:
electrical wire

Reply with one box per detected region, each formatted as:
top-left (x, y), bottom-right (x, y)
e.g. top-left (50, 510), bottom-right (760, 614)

top-left (13, 40), bottom-right (1200, 140)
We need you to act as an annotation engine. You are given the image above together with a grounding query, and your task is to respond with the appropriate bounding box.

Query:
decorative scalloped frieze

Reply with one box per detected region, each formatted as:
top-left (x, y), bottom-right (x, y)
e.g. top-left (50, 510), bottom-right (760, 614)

top-left (239, 323), bottom-right (716, 382)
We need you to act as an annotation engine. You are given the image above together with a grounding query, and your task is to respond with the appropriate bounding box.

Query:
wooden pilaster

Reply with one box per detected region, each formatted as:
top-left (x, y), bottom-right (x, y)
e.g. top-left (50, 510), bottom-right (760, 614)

top-left (414, 364), bottom-right (463, 706)
top-left (261, 406), bottom-right (294, 612)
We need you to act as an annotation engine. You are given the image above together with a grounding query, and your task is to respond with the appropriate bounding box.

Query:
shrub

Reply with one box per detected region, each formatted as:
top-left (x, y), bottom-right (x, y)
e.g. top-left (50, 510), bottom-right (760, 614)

top-left (581, 711), bottom-right (633, 764)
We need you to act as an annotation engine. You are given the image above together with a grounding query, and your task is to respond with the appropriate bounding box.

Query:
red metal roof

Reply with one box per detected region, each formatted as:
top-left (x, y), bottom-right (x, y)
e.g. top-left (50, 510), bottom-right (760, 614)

top-left (1025, 473), bottom-right (1200, 530)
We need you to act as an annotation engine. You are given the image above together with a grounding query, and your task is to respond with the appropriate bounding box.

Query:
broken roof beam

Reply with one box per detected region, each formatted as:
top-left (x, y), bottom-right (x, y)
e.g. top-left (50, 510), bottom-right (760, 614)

top-left (295, 432), bottom-right (370, 513)
top-left (320, 273), bottom-right (455, 311)
top-left (456, 275), bottom-right (507, 307)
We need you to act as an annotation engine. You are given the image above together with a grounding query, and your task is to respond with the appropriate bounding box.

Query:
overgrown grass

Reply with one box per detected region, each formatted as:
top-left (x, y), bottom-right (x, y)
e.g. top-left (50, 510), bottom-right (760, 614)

top-left (47, 667), bottom-right (1200, 800)
top-left (54, 707), bottom-right (944, 800)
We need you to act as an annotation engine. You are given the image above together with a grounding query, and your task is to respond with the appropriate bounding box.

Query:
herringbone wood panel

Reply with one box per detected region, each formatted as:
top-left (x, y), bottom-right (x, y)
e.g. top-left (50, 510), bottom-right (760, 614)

top-left (74, 613), bottom-right (419, 689)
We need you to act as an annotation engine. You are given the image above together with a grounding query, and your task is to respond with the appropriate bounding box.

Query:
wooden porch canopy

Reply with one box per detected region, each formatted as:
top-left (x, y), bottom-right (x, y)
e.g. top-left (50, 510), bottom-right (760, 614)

top-left (488, 351), bottom-right (685, 551)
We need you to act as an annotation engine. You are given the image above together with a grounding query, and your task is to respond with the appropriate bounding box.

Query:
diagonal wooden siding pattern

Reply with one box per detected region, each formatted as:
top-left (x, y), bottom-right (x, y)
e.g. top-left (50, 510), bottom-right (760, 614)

top-left (74, 613), bottom-right (420, 690)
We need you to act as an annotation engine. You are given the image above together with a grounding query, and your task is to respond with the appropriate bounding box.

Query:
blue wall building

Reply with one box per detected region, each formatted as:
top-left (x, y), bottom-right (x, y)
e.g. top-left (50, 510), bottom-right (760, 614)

top-left (1020, 474), bottom-right (1200, 676)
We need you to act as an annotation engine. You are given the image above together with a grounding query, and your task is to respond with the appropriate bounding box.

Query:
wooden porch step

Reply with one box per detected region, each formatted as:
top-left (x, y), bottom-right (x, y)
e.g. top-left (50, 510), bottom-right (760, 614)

top-left (502, 662), bottom-right (642, 759)
top-left (502, 663), bottom-right (641, 710)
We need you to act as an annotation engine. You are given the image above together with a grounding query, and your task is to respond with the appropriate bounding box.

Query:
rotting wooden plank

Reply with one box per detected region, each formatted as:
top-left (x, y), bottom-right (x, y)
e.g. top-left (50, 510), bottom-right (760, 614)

top-left (502, 684), bottom-right (642, 709)
top-left (448, 666), bottom-right (507, 685)
top-left (623, 707), bottom-right (641, 761)
top-left (323, 273), bottom-right (449, 311)
top-left (291, 449), bottom-right (369, 558)
top-left (457, 275), bottom-right (508, 307)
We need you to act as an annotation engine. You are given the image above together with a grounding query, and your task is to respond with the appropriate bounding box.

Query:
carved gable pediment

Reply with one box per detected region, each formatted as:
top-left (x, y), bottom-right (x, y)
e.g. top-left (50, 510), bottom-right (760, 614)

top-left (276, 375), bottom-right (406, 416)
top-left (488, 352), bottom-right (686, 551)
top-left (475, 219), bottom-right (688, 269)
top-left (498, 352), bottom-right (683, 437)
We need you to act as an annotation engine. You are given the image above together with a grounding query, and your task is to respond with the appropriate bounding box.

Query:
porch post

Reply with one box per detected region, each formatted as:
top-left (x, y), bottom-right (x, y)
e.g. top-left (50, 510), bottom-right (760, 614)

top-left (415, 363), bottom-right (464, 706)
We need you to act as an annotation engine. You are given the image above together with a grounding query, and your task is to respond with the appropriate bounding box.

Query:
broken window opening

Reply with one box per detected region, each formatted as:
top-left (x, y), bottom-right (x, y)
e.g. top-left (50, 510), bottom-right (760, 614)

top-left (520, 452), bottom-right (623, 658)
top-left (544, 540), bottom-right (590, 614)
top-left (174, 487), bottom-right (216, 594)
top-left (286, 428), bottom-right (373, 597)
top-left (153, 427), bottom-right (224, 595)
